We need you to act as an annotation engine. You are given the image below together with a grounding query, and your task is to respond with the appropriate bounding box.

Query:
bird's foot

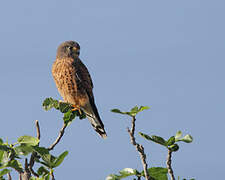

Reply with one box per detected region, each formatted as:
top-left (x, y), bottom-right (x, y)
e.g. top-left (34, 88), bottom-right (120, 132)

top-left (71, 105), bottom-right (82, 114)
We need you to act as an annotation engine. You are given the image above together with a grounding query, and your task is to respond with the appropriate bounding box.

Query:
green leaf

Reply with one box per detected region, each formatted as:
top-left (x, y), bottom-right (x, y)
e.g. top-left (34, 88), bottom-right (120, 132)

top-left (32, 146), bottom-right (49, 156)
top-left (4, 160), bottom-right (23, 173)
top-left (141, 167), bottom-right (168, 180)
top-left (14, 144), bottom-right (33, 156)
top-left (44, 173), bottom-right (50, 180)
top-left (0, 151), bottom-right (4, 164)
top-left (139, 132), bottom-right (153, 141)
top-left (63, 111), bottom-right (76, 125)
top-left (0, 169), bottom-right (11, 177)
top-left (17, 136), bottom-right (39, 146)
top-left (131, 106), bottom-right (139, 112)
top-left (111, 109), bottom-right (130, 116)
top-left (151, 136), bottom-right (167, 146)
top-left (53, 151), bottom-right (68, 168)
top-left (43, 173), bottom-right (50, 180)
top-left (30, 176), bottom-right (48, 180)
top-left (0, 151), bottom-right (10, 165)
top-left (149, 167), bottom-right (168, 180)
top-left (105, 174), bottom-right (120, 180)
top-left (59, 102), bottom-right (71, 113)
top-left (166, 136), bottom-right (175, 146)
top-left (175, 131), bottom-right (182, 140)
top-left (0, 139), bottom-right (3, 145)
top-left (112, 106), bottom-right (149, 117)
top-left (106, 168), bottom-right (141, 180)
top-left (139, 133), bottom-right (167, 147)
top-left (130, 106), bottom-right (150, 116)
top-left (168, 144), bottom-right (179, 152)
top-left (0, 146), bottom-right (10, 152)
top-left (42, 98), bottom-right (56, 111)
top-left (138, 106), bottom-right (150, 113)
top-left (32, 146), bottom-right (55, 168)
top-left (178, 135), bottom-right (193, 143)
top-left (111, 109), bottom-right (122, 114)
top-left (37, 166), bottom-right (49, 176)
top-left (119, 168), bottom-right (139, 178)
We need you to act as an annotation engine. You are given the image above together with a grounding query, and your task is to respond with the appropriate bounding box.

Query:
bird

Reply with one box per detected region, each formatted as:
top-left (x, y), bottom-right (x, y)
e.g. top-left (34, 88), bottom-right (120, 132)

top-left (52, 41), bottom-right (107, 139)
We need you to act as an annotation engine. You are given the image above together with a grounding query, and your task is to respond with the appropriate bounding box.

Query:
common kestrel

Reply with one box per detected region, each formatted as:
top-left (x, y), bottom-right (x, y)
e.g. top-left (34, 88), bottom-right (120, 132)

top-left (52, 41), bottom-right (107, 139)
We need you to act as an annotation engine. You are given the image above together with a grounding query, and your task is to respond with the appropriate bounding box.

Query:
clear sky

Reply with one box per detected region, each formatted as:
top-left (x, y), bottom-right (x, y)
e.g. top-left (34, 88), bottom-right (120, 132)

top-left (0, 0), bottom-right (224, 179)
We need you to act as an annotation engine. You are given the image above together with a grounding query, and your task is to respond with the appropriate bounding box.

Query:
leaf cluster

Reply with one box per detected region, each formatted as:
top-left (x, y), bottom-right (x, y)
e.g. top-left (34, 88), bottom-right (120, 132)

top-left (42, 97), bottom-right (86, 125)
top-left (111, 106), bottom-right (150, 117)
top-left (107, 167), bottom-right (168, 180)
top-left (139, 131), bottom-right (193, 152)
top-left (0, 136), bottom-right (68, 179)
top-left (111, 106), bottom-right (194, 180)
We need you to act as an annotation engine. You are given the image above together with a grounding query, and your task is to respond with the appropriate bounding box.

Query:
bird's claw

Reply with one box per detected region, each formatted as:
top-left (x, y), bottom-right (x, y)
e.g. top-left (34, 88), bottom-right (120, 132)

top-left (71, 105), bottom-right (82, 114)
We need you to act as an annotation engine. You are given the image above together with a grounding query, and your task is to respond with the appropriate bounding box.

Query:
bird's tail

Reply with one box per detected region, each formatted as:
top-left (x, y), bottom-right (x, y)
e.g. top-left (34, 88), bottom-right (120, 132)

top-left (83, 103), bottom-right (107, 139)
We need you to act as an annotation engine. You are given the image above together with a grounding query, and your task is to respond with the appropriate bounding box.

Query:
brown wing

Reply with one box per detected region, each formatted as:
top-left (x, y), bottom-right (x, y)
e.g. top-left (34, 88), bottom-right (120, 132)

top-left (75, 59), bottom-right (106, 138)
top-left (74, 58), bottom-right (94, 99)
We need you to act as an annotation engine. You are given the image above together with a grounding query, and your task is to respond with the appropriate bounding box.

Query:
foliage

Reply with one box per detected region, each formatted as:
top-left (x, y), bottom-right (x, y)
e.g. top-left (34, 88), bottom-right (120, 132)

top-left (110, 106), bottom-right (194, 180)
top-left (0, 99), bottom-right (194, 180)
top-left (42, 97), bottom-right (86, 125)
top-left (0, 98), bottom-right (86, 179)
top-left (139, 131), bottom-right (193, 152)
top-left (0, 136), bottom-right (68, 179)
top-left (106, 167), bottom-right (168, 180)
top-left (111, 106), bottom-right (150, 117)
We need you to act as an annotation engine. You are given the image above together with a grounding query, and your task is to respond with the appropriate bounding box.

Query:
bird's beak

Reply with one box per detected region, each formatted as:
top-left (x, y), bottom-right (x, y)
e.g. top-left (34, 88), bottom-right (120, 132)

top-left (73, 47), bottom-right (79, 51)
top-left (73, 47), bottom-right (80, 55)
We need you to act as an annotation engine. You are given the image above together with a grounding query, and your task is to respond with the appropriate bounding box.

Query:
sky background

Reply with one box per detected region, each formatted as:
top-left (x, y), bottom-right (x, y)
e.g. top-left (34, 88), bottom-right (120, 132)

top-left (0, 0), bottom-right (224, 179)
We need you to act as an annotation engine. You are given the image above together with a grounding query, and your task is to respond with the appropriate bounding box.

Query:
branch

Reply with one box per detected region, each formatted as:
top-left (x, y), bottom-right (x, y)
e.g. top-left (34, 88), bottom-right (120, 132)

top-left (29, 120), bottom-right (41, 177)
top-left (51, 172), bottom-right (55, 180)
top-left (127, 116), bottom-right (150, 180)
top-left (7, 172), bottom-right (12, 180)
top-left (35, 120), bottom-right (41, 139)
top-left (167, 149), bottom-right (175, 180)
top-left (48, 123), bottom-right (67, 151)
top-left (20, 158), bottom-right (31, 180)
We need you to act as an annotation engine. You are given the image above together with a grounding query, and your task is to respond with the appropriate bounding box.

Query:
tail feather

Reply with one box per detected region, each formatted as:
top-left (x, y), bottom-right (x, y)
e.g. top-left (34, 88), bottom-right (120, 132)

top-left (86, 114), bottom-right (107, 139)
top-left (83, 90), bottom-right (107, 139)
top-left (82, 101), bottom-right (107, 139)
top-left (85, 113), bottom-right (107, 139)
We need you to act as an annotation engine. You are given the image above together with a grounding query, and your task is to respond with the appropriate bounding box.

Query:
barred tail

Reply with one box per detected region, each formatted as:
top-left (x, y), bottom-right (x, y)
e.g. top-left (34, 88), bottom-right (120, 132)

top-left (83, 102), bottom-right (107, 139)
top-left (86, 115), bottom-right (107, 139)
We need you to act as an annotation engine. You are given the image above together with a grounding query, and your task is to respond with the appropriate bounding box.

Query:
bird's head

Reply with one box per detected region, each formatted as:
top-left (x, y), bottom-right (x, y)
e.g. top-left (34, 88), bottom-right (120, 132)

top-left (56, 41), bottom-right (80, 59)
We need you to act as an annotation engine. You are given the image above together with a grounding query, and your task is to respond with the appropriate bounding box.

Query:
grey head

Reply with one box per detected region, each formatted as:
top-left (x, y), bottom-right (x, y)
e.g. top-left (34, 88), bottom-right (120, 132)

top-left (56, 41), bottom-right (80, 59)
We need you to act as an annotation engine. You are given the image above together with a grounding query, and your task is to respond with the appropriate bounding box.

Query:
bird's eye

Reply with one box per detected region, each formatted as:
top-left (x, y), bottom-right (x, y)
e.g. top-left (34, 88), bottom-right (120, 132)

top-left (67, 46), bottom-right (73, 50)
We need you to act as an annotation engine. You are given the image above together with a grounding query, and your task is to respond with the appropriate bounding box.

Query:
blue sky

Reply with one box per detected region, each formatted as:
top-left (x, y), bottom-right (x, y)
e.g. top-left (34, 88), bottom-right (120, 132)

top-left (0, 0), bottom-right (224, 179)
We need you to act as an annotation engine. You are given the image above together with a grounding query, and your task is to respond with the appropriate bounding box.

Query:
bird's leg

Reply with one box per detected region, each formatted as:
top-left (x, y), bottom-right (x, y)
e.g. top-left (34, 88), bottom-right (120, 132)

top-left (71, 104), bottom-right (82, 114)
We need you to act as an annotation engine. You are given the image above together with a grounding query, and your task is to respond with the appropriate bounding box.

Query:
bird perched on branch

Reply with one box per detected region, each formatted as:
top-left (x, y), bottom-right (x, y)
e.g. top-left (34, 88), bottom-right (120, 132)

top-left (52, 41), bottom-right (107, 139)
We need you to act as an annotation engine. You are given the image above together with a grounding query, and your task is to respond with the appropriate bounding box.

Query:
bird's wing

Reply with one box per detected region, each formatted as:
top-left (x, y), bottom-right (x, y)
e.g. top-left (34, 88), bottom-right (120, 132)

top-left (75, 59), bottom-right (93, 95)
top-left (75, 59), bottom-right (107, 138)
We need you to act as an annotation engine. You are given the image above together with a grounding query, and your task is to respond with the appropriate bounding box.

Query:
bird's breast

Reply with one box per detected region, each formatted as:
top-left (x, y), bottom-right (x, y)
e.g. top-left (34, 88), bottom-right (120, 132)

top-left (52, 58), bottom-right (88, 106)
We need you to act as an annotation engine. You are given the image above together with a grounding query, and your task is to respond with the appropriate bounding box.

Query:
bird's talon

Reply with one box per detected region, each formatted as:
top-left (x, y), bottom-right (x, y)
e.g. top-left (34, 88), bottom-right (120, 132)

top-left (71, 105), bottom-right (82, 114)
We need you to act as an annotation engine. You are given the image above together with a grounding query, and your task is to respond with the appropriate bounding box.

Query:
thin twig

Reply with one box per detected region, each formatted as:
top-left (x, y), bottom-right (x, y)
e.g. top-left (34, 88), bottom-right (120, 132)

top-left (127, 116), bottom-right (150, 180)
top-left (35, 120), bottom-right (41, 139)
top-left (20, 158), bottom-right (31, 180)
top-left (7, 172), bottom-right (12, 180)
top-left (29, 120), bottom-right (41, 177)
top-left (167, 149), bottom-right (175, 180)
top-left (51, 172), bottom-right (55, 180)
top-left (48, 123), bottom-right (67, 151)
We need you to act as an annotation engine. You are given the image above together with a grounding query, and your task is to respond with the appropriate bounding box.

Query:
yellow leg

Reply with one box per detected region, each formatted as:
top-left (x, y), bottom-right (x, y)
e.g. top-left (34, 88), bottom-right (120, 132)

top-left (71, 104), bottom-right (82, 114)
